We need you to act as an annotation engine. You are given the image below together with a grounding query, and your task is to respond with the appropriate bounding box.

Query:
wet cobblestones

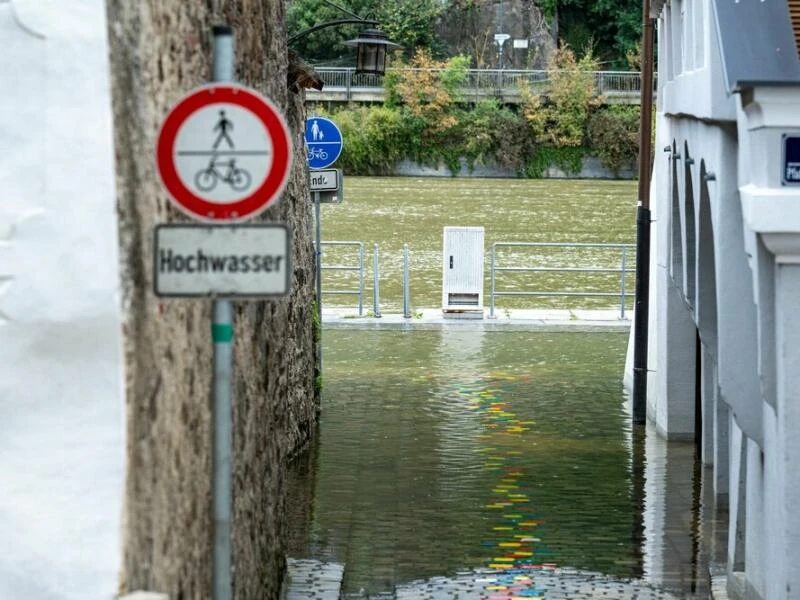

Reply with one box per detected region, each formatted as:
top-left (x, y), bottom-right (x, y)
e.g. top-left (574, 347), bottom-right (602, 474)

top-left (282, 560), bottom-right (684, 599)
top-left (391, 567), bottom-right (681, 599)
top-left (283, 558), bottom-right (344, 600)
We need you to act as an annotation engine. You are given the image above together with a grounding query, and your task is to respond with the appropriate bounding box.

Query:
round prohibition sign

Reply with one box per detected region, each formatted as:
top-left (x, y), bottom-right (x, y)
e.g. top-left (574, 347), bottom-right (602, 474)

top-left (156, 83), bottom-right (293, 222)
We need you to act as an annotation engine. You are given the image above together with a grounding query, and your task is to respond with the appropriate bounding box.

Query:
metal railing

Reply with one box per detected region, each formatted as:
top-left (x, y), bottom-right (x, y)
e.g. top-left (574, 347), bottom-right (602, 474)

top-left (320, 241), bottom-right (365, 316)
top-left (372, 244), bottom-right (381, 318)
top-left (311, 67), bottom-right (655, 100)
top-left (321, 242), bottom-right (412, 317)
top-left (402, 243), bottom-right (411, 318)
top-left (489, 242), bottom-right (636, 319)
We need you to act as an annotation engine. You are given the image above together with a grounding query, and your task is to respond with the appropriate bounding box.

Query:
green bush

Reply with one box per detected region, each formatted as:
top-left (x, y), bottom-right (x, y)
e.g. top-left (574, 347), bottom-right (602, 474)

top-left (524, 146), bottom-right (587, 178)
top-left (455, 100), bottom-right (531, 171)
top-left (521, 46), bottom-right (601, 148)
top-left (335, 106), bottom-right (408, 174)
top-left (587, 105), bottom-right (640, 176)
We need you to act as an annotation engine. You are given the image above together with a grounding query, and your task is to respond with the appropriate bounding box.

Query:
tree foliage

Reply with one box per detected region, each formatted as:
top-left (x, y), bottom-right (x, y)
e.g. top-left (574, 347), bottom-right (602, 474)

top-left (287, 0), bottom-right (642, 68)
top-left (539, 0), bottom-right (641, 67)
top-left (390, 50), bottom-right (469, 134)
top-left (286, 0), bottom-right (445, 62)
top-left (521, 45), bottom-right (601, 147)
top-left (376, 0), bottom-right (447, 57)
top-left (287, 0), bottom-right (373, 63)
top-left (587, 105), bottom-right (640, 175)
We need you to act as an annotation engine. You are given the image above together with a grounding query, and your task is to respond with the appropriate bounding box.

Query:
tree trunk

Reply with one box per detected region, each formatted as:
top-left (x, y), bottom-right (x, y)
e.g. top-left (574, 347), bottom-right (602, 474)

top-left (552, 1), bottom-right (559, 47)
top-left (106, 1), bottom-right (317, 598)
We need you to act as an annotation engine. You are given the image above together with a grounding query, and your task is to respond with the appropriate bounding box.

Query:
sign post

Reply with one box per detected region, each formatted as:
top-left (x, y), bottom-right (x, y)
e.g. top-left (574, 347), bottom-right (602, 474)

top-left (305, 117), bottom-right (344, 367)
top-left (155, 25), bottom-right (293, 600)
top-left (210, 27), bottom-right (234, 600)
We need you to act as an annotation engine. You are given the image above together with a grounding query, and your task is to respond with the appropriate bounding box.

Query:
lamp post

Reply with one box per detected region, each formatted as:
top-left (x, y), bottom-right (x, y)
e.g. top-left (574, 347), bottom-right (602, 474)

top-left (288, 0), bottom-right (399, 76)
top-left (344, 28), bottom-right (399, 75)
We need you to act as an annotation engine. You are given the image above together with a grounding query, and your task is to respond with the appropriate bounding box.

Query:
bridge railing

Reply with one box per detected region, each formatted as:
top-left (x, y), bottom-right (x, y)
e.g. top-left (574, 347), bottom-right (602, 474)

top-left (312, 67), bottom-right (654, 98)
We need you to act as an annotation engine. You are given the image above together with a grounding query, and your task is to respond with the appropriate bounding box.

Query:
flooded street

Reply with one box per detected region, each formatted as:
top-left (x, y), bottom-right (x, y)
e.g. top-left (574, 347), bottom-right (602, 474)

top-left (286, 324), bottom-right (720, 598)
top-left (284, 177), bottom-right (725, 598)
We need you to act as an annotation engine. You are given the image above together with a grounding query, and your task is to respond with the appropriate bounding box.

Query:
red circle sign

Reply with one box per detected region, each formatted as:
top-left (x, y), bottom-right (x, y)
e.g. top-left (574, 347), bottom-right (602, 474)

top-left (156, 84), bottom-right (293, 222)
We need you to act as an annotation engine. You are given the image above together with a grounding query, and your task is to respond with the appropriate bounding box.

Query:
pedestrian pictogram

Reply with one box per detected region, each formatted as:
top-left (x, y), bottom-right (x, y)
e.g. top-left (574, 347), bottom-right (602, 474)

top-left (305, 116), bottom-right (343, 170)
top-left (157, 83), bottom-right (293, 222)
top-left (212, 110), bottom-right (235, 150)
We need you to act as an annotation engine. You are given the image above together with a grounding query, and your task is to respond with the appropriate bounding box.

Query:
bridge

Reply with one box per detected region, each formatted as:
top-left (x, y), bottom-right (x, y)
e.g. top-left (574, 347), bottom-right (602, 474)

top-left (306, 67), bottom-right (653, 105)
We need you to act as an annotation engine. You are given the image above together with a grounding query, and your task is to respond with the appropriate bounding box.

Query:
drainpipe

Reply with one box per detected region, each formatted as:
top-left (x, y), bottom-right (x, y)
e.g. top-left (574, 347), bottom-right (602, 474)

top-left (633, 0), bottom-right (655, 425)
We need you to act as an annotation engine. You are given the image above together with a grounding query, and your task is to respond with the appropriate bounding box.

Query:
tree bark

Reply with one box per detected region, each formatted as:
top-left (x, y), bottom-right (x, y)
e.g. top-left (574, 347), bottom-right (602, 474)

top-left (106, 1), bottom-right (317, 598)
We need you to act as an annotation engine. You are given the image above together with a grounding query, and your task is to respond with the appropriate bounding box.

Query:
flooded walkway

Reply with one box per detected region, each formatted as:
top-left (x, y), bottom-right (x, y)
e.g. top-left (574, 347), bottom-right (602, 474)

top-left (287, 323), bottom-right (722, 598)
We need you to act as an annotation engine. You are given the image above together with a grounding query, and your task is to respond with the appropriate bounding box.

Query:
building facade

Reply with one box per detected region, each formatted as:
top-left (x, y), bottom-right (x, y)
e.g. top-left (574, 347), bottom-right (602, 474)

top-left (0, 1), bottom-right (124, 598)
top-left (637, 1), bottom-right (800, 597)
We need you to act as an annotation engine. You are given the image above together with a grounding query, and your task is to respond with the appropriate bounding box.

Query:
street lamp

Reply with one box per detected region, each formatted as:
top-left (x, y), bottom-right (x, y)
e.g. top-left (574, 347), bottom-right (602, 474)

top-left (344, 28), bottom-right (399, 75)
top-left (288, 0), bottom-right (399, 77)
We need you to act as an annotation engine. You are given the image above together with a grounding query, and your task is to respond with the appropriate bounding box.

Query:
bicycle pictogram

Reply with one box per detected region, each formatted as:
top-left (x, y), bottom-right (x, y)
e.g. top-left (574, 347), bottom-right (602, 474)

top-left (307, 147), bottom-right (328, 161)
top-left (194, 157), bottom-right (252, 192)
top-left (185, 110), bottom-right (254, 192)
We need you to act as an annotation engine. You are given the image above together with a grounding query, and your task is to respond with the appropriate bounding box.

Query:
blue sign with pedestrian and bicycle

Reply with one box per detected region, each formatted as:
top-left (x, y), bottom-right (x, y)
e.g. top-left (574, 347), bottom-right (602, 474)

top-left (305, 116), bottom-right (343, 170)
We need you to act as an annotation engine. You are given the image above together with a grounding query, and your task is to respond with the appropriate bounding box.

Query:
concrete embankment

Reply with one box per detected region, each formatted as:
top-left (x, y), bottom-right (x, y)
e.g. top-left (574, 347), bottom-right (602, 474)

top-left (322, 307), bottom-right (631, 330)
top-left (393, 157), bottom-right (636, 180)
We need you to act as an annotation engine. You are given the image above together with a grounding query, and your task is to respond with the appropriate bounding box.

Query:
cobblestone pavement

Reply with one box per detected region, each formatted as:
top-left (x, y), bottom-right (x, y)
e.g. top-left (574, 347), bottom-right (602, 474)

top-left (283, 559), bottom-right (344, 600)
top-left (390, 566), bottom-right (682, 599)
top-left (284, 558), bottom-right (687, 599)
top-left (306, 565), bottom-right (685, 599)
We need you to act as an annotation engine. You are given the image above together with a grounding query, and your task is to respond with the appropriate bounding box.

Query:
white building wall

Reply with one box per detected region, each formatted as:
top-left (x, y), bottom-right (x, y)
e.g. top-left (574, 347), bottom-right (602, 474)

top-left (633, 1), bottom-right (800, 597)
top-left (774, 263), bottom-right (800, 596)
top-left (0, 1), bottom-right (124, 599)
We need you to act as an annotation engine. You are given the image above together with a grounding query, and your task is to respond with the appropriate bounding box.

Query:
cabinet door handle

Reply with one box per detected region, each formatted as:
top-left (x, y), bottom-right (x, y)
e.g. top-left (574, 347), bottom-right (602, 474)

top-left (449, 256), bottom-right (453, 269)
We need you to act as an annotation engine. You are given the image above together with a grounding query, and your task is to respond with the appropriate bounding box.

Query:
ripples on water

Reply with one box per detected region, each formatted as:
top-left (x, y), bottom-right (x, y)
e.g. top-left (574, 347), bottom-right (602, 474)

top-left (320, 177), bottom-right (637, 312)
top-left (288, 328), bottom-right (641, 595)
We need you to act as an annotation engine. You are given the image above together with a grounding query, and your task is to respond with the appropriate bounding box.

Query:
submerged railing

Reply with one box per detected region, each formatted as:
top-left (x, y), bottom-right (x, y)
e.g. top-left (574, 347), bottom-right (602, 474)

top-left (489, 242), bottom-right (636, 319)
top-left (321, 240), bottom-right (636, 319)
top-left (320, 241), bottom-right (365, 316)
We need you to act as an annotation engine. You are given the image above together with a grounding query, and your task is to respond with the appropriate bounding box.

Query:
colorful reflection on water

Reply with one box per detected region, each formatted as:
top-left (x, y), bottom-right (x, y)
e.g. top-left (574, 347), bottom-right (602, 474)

top-left (288, 327), bottom-right (638, 596)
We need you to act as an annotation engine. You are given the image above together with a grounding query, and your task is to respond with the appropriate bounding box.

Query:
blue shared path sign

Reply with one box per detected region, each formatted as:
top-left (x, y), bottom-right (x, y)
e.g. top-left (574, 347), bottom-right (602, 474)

top-left (305, 116), bottom-right (343, 170)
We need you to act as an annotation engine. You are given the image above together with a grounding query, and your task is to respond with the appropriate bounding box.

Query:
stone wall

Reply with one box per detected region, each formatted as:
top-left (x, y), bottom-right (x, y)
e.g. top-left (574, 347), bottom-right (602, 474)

top-left (394, 156), bottom-right (636, 179)
top-left (106, 1), bottom-right (316, 598)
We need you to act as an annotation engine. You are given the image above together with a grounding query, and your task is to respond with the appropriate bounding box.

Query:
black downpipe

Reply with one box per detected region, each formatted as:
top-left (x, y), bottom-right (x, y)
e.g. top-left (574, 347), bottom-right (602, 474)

top-left (633, 0), bottom-right (655, 425)
top-left (632, 207), bottom-right (651, 424)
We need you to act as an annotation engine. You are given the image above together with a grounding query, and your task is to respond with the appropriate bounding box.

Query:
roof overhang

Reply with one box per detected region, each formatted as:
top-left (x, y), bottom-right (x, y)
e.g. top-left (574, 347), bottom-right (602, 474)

top-left (712, 0), bottom-right (800, 93)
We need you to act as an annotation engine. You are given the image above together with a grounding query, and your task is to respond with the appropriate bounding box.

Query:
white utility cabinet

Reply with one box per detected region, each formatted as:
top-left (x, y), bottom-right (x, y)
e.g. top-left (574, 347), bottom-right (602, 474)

top-left (442, 226), bottom-right (484, 317)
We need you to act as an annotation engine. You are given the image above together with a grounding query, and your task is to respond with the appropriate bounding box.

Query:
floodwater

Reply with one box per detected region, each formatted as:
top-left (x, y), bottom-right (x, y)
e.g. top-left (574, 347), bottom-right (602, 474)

top-left (320, 177), bottom-right (637, 313)
top-left (286, 325), bottom-right (717, 597)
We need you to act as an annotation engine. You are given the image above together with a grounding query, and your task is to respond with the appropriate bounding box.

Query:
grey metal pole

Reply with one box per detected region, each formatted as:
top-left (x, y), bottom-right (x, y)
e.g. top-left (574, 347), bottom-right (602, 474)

top-left (403, 243), bottom-right (411, 318)
top-left (211, 24), bottom-right (234, 600)
top-left (620, 247), bottom-right (627, 320)
top-left (358, 243), bottom-right (365, 316)
top-left (489, 243), bottom-right (496, 319)
top-left (372, 244), bottom-right (381, 317)
top-left (315, 191), bottom-right (322, 363)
